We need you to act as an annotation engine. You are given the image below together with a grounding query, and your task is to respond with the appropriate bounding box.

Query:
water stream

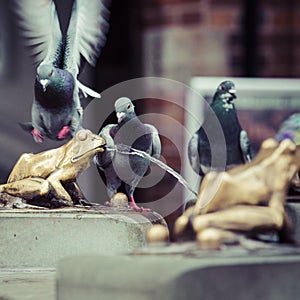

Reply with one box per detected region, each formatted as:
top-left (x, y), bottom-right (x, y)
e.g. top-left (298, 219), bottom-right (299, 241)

top-left (106, 144), bottom-right (198, 197)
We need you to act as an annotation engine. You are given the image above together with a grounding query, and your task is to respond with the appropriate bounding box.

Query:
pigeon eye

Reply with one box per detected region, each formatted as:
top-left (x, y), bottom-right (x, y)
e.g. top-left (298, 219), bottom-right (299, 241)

top-left (221, 85), bottom-right (225, 90)
top-left (49, 71), bottom-right (53, 77)
top-left (127, 104), bottom-right (131, 110)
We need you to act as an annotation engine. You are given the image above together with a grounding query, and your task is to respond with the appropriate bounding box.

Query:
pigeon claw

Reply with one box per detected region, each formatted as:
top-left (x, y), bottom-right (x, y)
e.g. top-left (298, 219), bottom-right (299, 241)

top-left (129, 196), bottom-right (151, 212)
top-left (31, 128), bottom-right (43, 143)
top-left (57, 126), bottom-right (71, 139)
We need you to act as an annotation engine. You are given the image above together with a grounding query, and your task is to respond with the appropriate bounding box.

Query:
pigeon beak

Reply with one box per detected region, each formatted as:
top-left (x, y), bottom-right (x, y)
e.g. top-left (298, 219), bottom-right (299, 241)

top-left (229, 89), bottom-right (236, 99)
top-left (116, 111), bottom-right (125, 122)
top-left (40, 79), bottom-right (49, 92)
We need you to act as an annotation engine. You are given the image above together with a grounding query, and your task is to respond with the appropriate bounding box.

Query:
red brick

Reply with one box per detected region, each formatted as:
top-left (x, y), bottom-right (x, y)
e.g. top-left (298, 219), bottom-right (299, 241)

top-left (210, 10), bottom-right (238, 29)
top-left (142, 0), bottom-right (200, 8)
top-left (181, 11), bottom-right (202, 25)
top-left (273, 11), bottom-right (293, 27)
top-left (142, 11), bottom-right (176, 28)
top-left (211, 0), bottom-right (241, 6)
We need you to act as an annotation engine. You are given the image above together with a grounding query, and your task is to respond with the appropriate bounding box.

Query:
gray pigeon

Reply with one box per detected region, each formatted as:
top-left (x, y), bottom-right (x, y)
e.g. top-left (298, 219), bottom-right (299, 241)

top-left (16, 0), bottom-right (110, 143)
top-left (188, 80), bottom-right (252, 176)
top-left (94, 97), bottom-right (161, 211)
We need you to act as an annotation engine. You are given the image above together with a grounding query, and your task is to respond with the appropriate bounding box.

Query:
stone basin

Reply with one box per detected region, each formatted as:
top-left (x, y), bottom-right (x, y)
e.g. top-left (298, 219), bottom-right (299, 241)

top-left (0, 206), bottom-right (166, 269)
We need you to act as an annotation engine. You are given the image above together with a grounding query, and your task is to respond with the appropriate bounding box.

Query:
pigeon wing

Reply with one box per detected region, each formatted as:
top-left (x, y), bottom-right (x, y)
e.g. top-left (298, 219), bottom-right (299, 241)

top-left (188, 133), bottom-right (200, 174)
top-left (94, 124), bottom-right (116, 170)
top-left (145, 125), bottom-right (161, 159)
top-left (14, 0), bottom-right (63, 66)
top-left (64, 0), bottom-right (111, 75)
top-left (240, 130), bottom-right (252, 162)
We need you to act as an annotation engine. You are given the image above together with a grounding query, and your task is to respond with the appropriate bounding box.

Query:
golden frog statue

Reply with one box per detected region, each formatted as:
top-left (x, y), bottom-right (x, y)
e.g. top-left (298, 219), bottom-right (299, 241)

top-left (0, 129), bottom-right (105, 208)
top-left (175, 138), bottom-right (300, 249)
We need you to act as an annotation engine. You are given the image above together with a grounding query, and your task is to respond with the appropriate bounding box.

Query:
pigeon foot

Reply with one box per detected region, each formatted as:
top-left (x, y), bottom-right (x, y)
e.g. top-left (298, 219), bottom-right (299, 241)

top-left (57, 126), bottom-right (71, 139)
top-left (129, 196), bottom-right (151, 212)
top-left (31, 128), bottom-right (43, 143)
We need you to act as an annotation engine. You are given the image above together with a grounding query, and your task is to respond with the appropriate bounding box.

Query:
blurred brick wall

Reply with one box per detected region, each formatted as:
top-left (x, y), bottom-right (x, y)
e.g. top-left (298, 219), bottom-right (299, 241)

top-left (141, 0), bottom-right (300, 79)
top-left (134, 0), bottom-right (300, 234)
top-left (258, 0), bottom-right (300, 77)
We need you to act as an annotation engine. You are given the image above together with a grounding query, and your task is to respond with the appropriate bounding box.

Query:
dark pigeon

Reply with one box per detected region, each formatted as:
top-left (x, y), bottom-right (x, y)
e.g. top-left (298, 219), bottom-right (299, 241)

top-left (94, 97), bottom-right (161, 211)
top-left (188, 80), bottom-right (252, 176)
top-left (16, 0), bottom-right (110, 143)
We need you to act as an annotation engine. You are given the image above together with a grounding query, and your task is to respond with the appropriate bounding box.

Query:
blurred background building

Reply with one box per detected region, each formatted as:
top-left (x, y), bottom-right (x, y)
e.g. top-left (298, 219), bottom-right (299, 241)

top-left (0, 0), bottom-right (300, 234)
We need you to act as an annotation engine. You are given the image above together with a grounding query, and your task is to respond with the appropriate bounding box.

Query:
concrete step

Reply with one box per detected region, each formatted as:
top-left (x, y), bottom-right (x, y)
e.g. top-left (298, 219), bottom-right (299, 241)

top-left (56, 248), bottom-right (300, 300)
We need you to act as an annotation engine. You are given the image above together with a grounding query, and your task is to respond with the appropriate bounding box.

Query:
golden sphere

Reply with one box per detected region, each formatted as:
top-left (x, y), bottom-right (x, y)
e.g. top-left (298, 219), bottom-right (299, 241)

top-left (146, 224), bottom-right (169, 244)
top-left (110, 192), bottom-right (128, 208)
top-left (196, 228), bottom-right (222, 250)
top-left (174, 215), bottom-right (189, 235)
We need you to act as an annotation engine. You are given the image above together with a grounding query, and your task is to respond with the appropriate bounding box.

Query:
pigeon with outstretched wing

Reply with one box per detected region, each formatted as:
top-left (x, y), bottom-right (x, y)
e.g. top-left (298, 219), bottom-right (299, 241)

top-left (16, 0), bottom-right (110, 142)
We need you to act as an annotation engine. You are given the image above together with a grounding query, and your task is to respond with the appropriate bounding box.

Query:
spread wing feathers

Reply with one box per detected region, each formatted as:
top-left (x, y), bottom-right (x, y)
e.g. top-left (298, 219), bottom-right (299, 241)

top-left (14, 0), bottom-right (62, 66)
top-left (145, 125), bottom-right (161, 159)
top-left (188, 133), bottom-right (200, 174)
top-left (64, 0), bottom-right (111, 74)
top-left (240, 130), bottom-right (252, 162)
top-left (77, 80), bottom-right (101, 98)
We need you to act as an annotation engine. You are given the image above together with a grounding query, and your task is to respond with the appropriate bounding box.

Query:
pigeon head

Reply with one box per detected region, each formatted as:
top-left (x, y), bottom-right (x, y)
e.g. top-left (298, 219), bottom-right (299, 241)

top-left (214, 81), bottom-right (237, 106)
top-left (36, 64), bottom-right (55, 92)
top-left (114, 97), bottom-right (136, 123)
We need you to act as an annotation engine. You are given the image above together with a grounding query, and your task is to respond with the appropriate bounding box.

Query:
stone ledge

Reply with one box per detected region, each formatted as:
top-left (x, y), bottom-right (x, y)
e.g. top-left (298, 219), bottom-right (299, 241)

top-left (0, 208), bottom-right (165, 269)
top-left (0, 269), bottom-right (55, 300)
top-left (56, 250), bottom-right (300, 300)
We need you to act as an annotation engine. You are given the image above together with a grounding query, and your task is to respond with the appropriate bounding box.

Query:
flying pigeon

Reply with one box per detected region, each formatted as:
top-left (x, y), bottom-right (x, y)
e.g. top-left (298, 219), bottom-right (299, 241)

top-left (94, 97), bottom-right (161, 211)
top-left (188, 80), bottom-right (252, 176)
top-left (16, 0), bottom-right (110, 143)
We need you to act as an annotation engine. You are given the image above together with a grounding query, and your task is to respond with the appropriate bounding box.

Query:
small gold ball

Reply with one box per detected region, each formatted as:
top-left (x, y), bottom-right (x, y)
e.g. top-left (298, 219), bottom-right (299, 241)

top-left (174, 215), bottom-right (189, 235)
top-left (146, 224), bottom-right (169, 244)
top-left (196, 228), bottom-right (222, 250)
top-left (110, 192), bottom-right (128, 208)
top-left (193, 215), bottom-right (209, 232)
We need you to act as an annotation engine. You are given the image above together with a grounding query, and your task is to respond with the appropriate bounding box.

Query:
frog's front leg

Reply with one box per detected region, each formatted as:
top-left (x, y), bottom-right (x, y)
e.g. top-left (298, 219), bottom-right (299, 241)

top-left (47, 172), bottom-right (73, 202)
top-left (63, 181), bottom-right (86, 203)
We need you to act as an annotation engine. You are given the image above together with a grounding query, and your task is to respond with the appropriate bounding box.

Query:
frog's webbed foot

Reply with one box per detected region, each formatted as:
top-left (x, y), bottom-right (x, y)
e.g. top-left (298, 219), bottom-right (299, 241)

top-left (78, 199), bottom-right (93, 206)
top-left (13, 200), bottom-right (47, 209)
top-left (49, 198), bottom-right (74, 208)
top-left (0, 193), bottom-right (23, 208)
top-left (0, 193), bottom-right (46, 209)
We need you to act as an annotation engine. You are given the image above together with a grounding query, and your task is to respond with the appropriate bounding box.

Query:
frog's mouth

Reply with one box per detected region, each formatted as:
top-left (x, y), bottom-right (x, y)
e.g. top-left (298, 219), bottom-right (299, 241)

top-left (71, 145), bottom-right (105, 163)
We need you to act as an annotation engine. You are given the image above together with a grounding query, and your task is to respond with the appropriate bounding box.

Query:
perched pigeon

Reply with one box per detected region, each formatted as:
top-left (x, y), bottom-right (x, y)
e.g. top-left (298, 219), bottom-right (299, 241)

top-left (16, 0), bottom-right (110, 143)
top-left (94, 97), bottom-right (161, 211)
top-left (188, 80), bottom-right (252, 176)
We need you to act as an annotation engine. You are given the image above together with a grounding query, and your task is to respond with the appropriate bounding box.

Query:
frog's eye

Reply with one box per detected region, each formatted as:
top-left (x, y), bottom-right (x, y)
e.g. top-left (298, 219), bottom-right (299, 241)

top-left (77, 130), bottom-right (87, 141)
